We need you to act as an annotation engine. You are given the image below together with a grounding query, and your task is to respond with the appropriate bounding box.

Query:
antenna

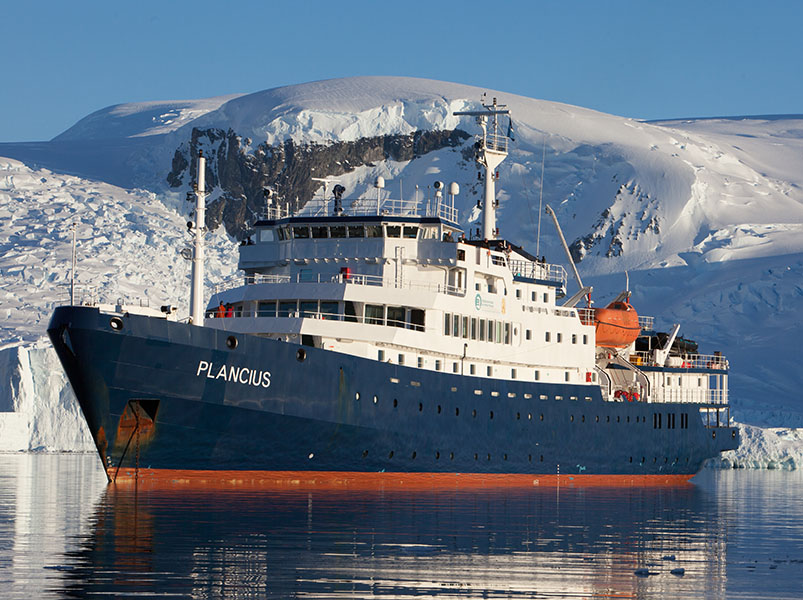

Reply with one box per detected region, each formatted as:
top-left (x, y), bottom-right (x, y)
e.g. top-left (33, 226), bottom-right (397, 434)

top-left (454, 96), bottom-right (511, 240)
top-left (189, 150), bottom-right (207, 326)
top-left (536, 136), bottom-right (546, 257)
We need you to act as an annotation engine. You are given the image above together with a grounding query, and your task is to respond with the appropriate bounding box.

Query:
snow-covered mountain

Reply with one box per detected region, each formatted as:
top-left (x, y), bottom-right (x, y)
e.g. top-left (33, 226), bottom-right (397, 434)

top-left (1, 76), bottom-right (801, 467)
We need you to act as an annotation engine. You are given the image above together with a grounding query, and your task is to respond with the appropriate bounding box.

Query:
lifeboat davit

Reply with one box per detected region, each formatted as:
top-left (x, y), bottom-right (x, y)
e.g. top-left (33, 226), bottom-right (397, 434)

top-left (582, 300), bottom-right (641, 349)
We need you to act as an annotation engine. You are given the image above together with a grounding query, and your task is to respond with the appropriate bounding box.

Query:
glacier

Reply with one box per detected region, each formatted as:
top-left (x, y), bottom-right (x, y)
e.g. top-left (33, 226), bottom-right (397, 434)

top-left (0, 76), bottom-right (800, 468)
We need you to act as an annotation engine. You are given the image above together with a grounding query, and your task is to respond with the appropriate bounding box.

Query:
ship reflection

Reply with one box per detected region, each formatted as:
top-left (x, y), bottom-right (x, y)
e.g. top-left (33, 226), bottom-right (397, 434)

top-left (60, 481), bottom-right (728, 599)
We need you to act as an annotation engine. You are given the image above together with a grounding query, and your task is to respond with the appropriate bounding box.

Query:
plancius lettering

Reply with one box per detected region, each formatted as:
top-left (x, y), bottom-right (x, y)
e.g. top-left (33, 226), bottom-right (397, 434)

top-left (196, 360), bottom-right (271, 388)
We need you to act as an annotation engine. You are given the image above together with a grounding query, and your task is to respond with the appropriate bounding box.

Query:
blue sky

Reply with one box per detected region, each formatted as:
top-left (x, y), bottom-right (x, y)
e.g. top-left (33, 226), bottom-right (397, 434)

top-left (2, 0), bottom-right (801, 141)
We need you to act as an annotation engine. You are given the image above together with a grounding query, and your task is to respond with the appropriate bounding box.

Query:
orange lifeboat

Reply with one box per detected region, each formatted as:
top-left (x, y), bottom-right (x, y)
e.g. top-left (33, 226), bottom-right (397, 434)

top-left (581, 300), bottom-right (641, 349)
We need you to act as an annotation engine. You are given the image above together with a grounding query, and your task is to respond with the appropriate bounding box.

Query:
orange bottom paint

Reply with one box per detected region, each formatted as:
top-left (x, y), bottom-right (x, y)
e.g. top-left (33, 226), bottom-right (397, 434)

top-left (108, 468), bottom-right (694, 491)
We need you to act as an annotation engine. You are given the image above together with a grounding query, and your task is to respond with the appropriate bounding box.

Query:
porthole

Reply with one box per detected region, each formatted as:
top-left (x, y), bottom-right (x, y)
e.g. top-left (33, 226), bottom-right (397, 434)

top-left (393, 398), bottom-right (398, 408)
top-left (540, 455), bottom-right (544, 462)
top-left (474, 453), bottom-right (478, 461)
top-left (732, 430), bottom-right (736, 439)
top-left (517, 412), bottom-right (521, 420)
top-left (528, 413), bottom-right (532, 420)
top-left (373, 395), bottom-right (378, 404)
top-left (570, 415), bottom-right (574, 422)
top-left (355, 392), bottom-right (360, 401)
top-left (472, 409), bottom-right (477, 418)
top-left (455, 407), bottom-right (460, 416)
top-left (540, 414), bottom-right (544, 421)
top-left (227, 335), bottom-right (238, 349)
top-left (450, 452), bottom-right (454, 460)
top-left (419, 402), bottom-right (423, 412)
top-left (712, 430), bottom-right (717, 439)
top-left (296, 348), bottom-right (306, 361)
top-left (412, 451), bottom-right (417, 459)
top-left (528, 454), bottom-right (532, 462)
top-left (581, 415), bottom-right (585, 422)
top-left (362, 450), bottom-right (368, 458)
top-left (595, 416), bottom-right (600, 423)
top-left (490, 410), bottom-right (494, 419)
top-left (487, 453), bottom-right (491, 461)
top-left (437, 405), bottom-right (442, 414)
top-left (109, 317), bottom-right (123, 331)
top-left (436, 451), bottom-right (440, 459)
top-left (388, 451), bottom-right (394, 458)
top-left (629, 456), bottom-right (633, 463)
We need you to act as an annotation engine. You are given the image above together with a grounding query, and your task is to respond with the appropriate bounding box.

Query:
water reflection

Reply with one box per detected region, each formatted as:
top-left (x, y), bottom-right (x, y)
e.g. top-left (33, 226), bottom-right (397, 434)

top-left (3, 455), bottom-right (801, 599)
top-left (60, 477), bottom-right (729, 598)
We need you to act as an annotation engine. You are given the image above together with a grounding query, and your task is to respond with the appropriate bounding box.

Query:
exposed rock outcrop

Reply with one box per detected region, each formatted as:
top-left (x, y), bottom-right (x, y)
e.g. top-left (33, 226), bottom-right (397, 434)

top-left (168, 128), bottom-right (470, 238)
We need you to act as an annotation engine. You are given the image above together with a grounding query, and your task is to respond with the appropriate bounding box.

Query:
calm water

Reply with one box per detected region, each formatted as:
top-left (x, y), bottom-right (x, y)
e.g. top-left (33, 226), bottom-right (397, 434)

top-left (0, 454), bottom-right (801, 599)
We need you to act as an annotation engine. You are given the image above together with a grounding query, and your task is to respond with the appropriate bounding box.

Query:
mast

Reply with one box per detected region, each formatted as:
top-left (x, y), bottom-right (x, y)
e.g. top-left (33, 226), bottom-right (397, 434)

top-left (190, 151), bottom-right (206, 326)
top-left (455, 97), bottom-right (510, 240)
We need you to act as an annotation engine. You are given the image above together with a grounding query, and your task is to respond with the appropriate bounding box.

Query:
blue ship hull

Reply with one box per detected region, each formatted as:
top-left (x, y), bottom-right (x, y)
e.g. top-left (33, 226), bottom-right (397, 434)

top-left (48, 306), bottom-right (738, 480)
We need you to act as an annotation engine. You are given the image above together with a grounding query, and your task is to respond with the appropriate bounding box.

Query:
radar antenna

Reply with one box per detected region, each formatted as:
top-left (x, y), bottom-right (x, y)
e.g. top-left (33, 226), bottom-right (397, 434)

top-left (454, 97), bottom-right (511, 240)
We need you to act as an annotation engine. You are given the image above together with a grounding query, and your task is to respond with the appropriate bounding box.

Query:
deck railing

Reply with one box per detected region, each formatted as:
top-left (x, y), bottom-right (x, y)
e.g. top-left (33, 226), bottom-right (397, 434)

top-left (212, 272), bottom-right (466, 297)
top-left (259, 196), bottom-right (460, 224)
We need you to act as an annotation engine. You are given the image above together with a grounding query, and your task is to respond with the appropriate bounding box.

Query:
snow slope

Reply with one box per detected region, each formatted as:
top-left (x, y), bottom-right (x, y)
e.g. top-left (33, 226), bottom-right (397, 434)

top-left (0, 76), bottom-right (800, 466)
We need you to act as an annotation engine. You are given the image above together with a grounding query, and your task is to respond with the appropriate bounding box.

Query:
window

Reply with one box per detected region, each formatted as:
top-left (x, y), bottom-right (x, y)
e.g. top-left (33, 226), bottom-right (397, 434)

top-left (487, 366), bottom-right (493, 376)
top-left (258, 228), bottom-right (275, 242)
top-left (403, 226), bottom-right (419, 239)
top-left (444, 313), bottom-right (451, 336)
top-left (366, 225), bottom-right (383, 238)
top-left (311, 226), bottom-right (328, 239)
top-left (330, 225), bottom-right (346, 238)
top-left (462, 316), bottom-right (469, 339)
top-left (583, 335), bottom-right (588, 345)
top-left (453, 363), bottom-right (459, 373)
top-left (278, 301), bottom-right (296, 317)
top-left (365, 304), bottom-right (384, 325)
top-left (511, 368), bottom-right (517, 379)
top-left (525, 329), bottom-right (531, 340)
top-left (344, 301), bottom-right (358, 323)
top-left (453, 315), bottom-right (460, 337)
top-left (545, 332), bottom-right (551, 342)
top-left (572, 334), bottom-right (577, 344)
top-left (410, 309), bottom-right (425, 332)
top-left (504, 323), bottom-right (511, 344)
top-left (565, 372), bottom-right (570, 382)
top-left (378, 350), bottom-right (385, 361)
top-left (418, 357), bottom-right (424, 368)
top-left (487, 320), bottom-right (495, 343)
top-left (479, 319), bottom-right (486, 341)
top-left (386, 225), bottom-right (401, 238)
top-left (557, 333), bottom-right (563, 343)
top-left (300, 301), bottom-right (318, 317)
top-left (257, 301), bottom-right (276, 317)
top-left (543, 293), bottom-right (548, 303)
top-left (534, 370), bottom-right (540, 381)
top-left (293, 226), bottom-right (310, 239)
top-left (470, 318), bottom-right (477, 340)
top-left (470, 364), bottom-right (476, 375)
top-left (398, 354), bottom-right (405, 365)
top-left (320, 301), bottom-right (339, 320)
top-left (496, 322), bottom-right (503, 344)
top-left (516, 289), bottom-right (521, 299)
top-left (387, 306), bottom-right (405, 328)
top-left (435, 360), bottom-right (441, 371)
top-left (347, 225), bottom-right (365, 238)
top-left (531, 291), bottom-right (536, 301)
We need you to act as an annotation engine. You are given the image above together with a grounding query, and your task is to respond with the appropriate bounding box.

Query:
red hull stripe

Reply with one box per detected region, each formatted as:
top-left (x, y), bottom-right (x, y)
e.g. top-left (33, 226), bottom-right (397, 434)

top-left (108, 468), bottom-right (694, 490)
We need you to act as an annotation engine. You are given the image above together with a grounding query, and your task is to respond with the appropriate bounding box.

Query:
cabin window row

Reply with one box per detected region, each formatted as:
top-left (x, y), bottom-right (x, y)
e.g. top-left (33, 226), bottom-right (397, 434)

top-left (263, 223), bottom-right (438, 241)
top-left (247, 300), bottom-right (426, 331)
top-left (443, 313), bottom-right (513, 344)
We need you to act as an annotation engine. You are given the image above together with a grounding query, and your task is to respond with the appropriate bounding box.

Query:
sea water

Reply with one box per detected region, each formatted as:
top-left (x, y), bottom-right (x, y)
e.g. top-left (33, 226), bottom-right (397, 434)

top-left (0, 454), bottom-right (800, 599)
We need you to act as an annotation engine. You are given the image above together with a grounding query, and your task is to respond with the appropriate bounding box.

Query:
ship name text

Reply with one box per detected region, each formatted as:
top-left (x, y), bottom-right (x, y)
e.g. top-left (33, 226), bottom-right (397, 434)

top-left (196, 360), bottom-right (271, 388)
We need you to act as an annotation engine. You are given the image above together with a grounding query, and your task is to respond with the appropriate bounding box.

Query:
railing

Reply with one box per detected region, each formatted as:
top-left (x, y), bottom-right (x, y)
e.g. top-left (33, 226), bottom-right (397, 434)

top-left (485, 133), bottom-right (508, 153)
top-left (628, 351), bottom-right (729, 370)
top-left (206, 308), bottom-right (426, 332)
top-left (638, 315), bottom-right (654, 330)
top-left (211, 272), bottom-right (466, 297)
top-left (508, 259), bottom-right (567, 287)
top-left (259, 196), bottom-right (460, 224)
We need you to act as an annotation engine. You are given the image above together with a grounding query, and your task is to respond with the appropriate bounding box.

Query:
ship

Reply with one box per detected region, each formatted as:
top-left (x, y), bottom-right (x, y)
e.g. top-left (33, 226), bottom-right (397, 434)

top-left (48, 98), bottom-right (738, 486)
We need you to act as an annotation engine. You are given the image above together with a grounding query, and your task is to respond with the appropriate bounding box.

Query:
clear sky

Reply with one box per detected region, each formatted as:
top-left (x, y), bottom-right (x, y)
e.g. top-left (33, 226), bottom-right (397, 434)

top-left (2, 0), bottom-right (801, 142)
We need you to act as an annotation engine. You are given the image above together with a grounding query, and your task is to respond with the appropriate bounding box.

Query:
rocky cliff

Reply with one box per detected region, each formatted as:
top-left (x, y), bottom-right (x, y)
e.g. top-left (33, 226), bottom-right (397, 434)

top-left (167, 127), bottom-right (470, 238)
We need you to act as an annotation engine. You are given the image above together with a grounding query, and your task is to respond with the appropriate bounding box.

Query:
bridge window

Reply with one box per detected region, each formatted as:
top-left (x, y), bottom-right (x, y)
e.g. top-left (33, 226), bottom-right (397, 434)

top-left (386, 225), bottom-right (401, 238)
top-left (347, 225), bottom-right (365, 238)
top-left (320, 301), bottom-right (339, 319)
top-left (403, 226), bottom-right (419, 239)
top-left (293, 226), bottom-right (310, 239)
top-left (300, 301), bottom-right (318, 317)
top-left (366, 225), bottom-right (383, 238)
top-left (330, 225), bottom-right (346, 238)
top-left (311, 226), bottom-right (328, 239)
